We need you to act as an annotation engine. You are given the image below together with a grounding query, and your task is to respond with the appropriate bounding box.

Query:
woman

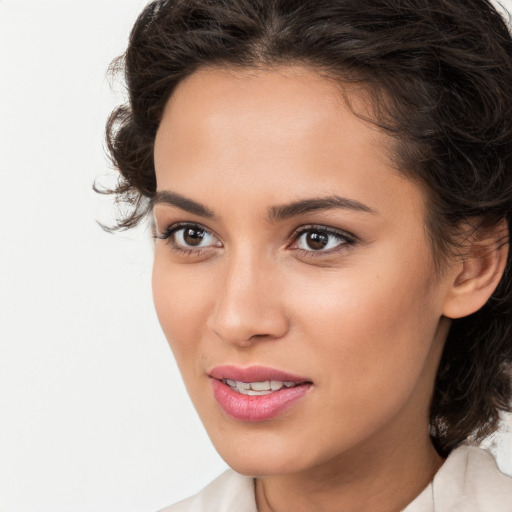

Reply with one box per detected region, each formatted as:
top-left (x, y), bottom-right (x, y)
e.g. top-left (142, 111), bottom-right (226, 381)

top-left (102, 0), bottom-right (512, 510)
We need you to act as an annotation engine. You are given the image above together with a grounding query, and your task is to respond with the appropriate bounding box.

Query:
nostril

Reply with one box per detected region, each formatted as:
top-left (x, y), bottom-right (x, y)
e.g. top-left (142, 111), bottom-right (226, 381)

top-left (248, 333), bottom-right (271, 341)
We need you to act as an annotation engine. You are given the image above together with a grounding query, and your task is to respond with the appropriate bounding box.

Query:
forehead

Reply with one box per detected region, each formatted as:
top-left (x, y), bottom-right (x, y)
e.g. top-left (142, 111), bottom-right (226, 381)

top-left (157, 65), bottom-right (382, 151)
top-left (154, 65), bottom-right (425, 224)
top-left (156, 67), bottom-right (391, 171)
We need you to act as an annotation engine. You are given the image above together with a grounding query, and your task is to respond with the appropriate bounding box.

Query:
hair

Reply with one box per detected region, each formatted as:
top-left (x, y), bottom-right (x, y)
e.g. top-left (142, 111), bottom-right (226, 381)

top-left (101, 0), bottom-right (512, 455)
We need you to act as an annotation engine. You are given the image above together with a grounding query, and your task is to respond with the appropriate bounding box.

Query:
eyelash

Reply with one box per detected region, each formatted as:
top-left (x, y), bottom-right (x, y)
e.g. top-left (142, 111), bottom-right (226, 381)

top-left (290, 225), bottom-right (357, 259)
top-left (155, 222), bottom-right (358, 258)
top-left (155, 223), bottom-right (220, 256)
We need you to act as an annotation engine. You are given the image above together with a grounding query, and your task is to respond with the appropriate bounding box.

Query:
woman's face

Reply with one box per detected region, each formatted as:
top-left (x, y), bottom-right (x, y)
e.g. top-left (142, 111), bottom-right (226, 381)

top-left (152, 67), bottom-right (453, 476)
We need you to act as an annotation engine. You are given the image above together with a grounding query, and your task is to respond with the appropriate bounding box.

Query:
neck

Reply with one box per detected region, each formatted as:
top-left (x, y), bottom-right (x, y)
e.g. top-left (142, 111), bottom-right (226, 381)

top-left (255, 427), bottom-right (443, 512)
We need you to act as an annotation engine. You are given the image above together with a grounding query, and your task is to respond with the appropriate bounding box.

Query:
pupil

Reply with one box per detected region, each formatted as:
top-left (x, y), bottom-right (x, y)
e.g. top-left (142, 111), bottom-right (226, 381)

top-left (307, 231), bottom-right (328, 250)
top-left (184, 228), bottom-right (204, 246)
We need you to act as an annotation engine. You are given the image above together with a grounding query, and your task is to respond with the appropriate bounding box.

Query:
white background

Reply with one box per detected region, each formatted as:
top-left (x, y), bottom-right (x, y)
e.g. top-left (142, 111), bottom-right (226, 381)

top-left (0, 1), bottom-right (511, 511)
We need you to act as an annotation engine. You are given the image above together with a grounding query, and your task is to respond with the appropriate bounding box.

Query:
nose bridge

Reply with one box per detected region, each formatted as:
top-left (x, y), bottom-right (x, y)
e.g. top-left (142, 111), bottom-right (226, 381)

top-left (208, 244), bottom-right (287, 345)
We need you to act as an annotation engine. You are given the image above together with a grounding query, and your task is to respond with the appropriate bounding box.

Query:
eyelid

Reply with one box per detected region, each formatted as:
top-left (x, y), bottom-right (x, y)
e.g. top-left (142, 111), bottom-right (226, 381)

top-left (290, 224), bottom-right (357, 241)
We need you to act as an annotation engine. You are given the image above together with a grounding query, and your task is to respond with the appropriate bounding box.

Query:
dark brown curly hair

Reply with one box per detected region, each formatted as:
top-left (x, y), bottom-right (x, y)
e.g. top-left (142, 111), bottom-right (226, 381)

top-left (101, 0), bottom-right (512, 455)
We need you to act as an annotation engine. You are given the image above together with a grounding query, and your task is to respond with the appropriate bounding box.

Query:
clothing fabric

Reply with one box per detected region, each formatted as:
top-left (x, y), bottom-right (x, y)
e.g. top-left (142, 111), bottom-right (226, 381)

top-left (160, 445), bottom-right (512, 511)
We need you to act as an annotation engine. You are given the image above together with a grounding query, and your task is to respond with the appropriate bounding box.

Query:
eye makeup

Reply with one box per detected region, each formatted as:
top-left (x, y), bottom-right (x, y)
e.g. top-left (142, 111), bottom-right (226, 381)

top-left (155, 220), bottom-right (359, 261)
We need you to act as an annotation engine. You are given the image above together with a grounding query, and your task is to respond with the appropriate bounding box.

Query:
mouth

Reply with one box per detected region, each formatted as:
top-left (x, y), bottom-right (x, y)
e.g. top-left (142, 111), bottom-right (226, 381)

top-left (220, 378), bottom-right (301, 395)
top-left (209, 365), bottom-right (312, 422)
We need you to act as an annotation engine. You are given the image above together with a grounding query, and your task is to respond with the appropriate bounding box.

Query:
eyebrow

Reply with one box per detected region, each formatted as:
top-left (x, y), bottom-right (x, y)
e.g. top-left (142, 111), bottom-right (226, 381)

top-left (268, 195), bottom-right (377, 222)
top-left (151, 190), bottom-right (215, 218)
top-left (151, 190), bottom-right (376, 221)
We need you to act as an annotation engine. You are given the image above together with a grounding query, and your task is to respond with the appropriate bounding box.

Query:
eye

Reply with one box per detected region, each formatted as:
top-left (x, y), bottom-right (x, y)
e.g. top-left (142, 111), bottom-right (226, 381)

top-left (156, 223), bottom-right (221, 252)
top-left (174, 225), bottom-right (217, 248)
top-left (289, 226), bottom-right (356, 253)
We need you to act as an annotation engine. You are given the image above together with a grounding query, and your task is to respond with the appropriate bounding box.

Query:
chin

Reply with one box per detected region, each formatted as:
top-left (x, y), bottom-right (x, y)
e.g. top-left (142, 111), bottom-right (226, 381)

top-left (220, 450), bottom-right (303, 478)
top-left (208, 427), bottom-right (319, 477)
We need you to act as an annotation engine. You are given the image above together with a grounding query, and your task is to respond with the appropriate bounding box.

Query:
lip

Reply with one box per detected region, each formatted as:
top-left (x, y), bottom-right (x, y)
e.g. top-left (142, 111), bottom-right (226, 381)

top-left (209, 365), bottom-right (312, 422)
top-left (209, 365), bottom-right (310, 383)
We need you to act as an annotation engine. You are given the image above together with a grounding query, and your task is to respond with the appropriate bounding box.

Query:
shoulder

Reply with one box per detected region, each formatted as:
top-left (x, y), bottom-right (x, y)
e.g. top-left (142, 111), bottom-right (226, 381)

top-left (407, 445), bottom-right (512, 512)
top-left (444, 445), bottom-right (512, 511)
top-left (158, 469), bottom-right (257, 512)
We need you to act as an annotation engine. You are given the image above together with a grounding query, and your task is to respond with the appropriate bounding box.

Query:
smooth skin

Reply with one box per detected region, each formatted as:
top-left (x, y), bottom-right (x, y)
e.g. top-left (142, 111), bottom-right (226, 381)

top-left (152, 67), bottom-right (507, 512)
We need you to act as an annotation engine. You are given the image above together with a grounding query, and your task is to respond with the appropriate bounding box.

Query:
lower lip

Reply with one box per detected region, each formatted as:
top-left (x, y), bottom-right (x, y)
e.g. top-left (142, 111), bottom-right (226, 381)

top-left (210, 379), bottom-right (311, 422)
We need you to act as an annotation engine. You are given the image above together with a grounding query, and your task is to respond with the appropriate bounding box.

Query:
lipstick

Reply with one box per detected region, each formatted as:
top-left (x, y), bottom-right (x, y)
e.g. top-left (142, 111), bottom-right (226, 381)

top-left (209, 365), bottom-right (312, 422)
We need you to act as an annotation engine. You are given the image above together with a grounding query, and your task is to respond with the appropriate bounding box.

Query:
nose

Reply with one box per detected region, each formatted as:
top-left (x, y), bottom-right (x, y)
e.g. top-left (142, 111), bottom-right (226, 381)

top-left (206, 251), bottom-right (289, 347)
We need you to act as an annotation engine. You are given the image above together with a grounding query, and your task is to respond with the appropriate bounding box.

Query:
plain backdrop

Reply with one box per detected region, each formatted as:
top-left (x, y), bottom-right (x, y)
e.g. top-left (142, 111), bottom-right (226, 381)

top-left (0, 1), bottom-right (511, 511)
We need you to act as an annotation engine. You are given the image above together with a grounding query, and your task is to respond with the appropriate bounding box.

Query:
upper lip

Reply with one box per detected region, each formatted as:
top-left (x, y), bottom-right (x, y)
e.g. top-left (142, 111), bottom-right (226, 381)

top-left (209, 365), bottom-right (311, 383)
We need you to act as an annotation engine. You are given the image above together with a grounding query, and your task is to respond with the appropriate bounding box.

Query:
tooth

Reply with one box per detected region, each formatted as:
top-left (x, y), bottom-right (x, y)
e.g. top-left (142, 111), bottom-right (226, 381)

top-left (250, 381), bottom-right (271, 391)
top-left (270, 381), bottom-right (283, 391)
top-left (246, 389), bottom-right (272, 396)
top-left (225, 379), bottom-right (297, 395)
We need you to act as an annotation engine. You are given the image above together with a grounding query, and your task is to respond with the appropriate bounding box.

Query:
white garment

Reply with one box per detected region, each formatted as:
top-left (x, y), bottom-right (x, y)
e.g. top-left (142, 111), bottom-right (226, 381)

top-left (160, 446), bottom-right (512, 511)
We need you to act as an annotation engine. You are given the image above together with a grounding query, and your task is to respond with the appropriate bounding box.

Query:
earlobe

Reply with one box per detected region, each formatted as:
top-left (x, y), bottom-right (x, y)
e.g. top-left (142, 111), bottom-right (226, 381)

top-left (442, 220), bottom-right (509, 319)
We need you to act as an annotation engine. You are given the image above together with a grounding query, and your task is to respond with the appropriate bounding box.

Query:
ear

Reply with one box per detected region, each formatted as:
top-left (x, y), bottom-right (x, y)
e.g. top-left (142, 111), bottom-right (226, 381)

top-left (442, 219), bottom-right (509, 319)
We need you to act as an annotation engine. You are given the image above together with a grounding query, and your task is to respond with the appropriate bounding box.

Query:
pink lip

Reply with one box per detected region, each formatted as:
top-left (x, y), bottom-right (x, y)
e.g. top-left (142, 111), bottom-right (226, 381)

top-left (209, 365), bottom-right (312, 422)
top-left (209, 365), bottom-right (310, 383)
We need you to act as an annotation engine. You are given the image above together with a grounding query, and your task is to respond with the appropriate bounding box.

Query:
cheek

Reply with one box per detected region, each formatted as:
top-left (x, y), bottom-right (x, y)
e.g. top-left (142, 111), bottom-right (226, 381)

top-left (151, 253), bottom-right (209, 366)
top-left (288, 253), bottom-right (441, 403)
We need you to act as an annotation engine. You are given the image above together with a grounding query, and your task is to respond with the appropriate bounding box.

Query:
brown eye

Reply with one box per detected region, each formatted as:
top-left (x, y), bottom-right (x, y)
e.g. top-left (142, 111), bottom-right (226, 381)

top-left (305, 231), bottom-right (329, 250)
top-left (163, 224), bottom-right (220, 250)
top-left (182, 227), bottom-right (206, 246)
top-left (292, 227), bottom-right (355, 253)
